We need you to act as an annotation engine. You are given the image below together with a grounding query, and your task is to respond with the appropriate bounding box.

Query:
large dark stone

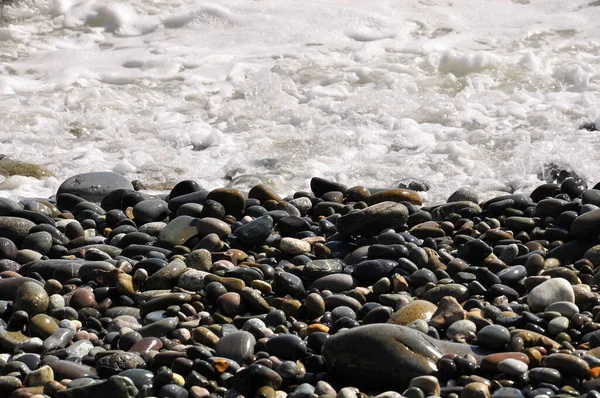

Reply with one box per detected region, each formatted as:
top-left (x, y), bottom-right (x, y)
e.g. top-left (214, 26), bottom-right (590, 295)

top-left (322, 324), bottom-right (488, 389)
top-left (57, 172), bottom-right (134, 203)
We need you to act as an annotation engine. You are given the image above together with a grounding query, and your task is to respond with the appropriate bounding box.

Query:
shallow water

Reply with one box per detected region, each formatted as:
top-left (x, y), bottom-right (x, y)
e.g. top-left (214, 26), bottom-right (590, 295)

top-left (1, 0), bottom-right (599, 202)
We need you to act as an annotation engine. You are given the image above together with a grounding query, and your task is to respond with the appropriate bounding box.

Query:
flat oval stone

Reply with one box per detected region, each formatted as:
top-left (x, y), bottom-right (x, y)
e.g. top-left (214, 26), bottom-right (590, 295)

top-left (248, 184), bottom-right (281, 203)
top-left (156, 383), bottom-right (188, 398)
top-left (29, 314), bottom-right (59, 339)
top-left (139, 293), bottom-right (193, 318)
top-left (310, 274), bottom-right (355, 293)
top-left (421, 284), bottom-right (470, 304)
top-left (0, 237), bottom-right (18, 260)
top-left (0, 278), bottom-right (42, 300)
top-left (239, 287), bottom-right (270, 314)
top-left (497, 358), bottom-right (528, 376)
top-left (336, 202), bottom-right (408, 237)
top-left (48, 360), bottom-right (98, 380)
top-left (322, 324), bottom-right (488, 389)
top-left (157, 215), bottom-right (200, 249)
top-left (542, 353), bottom-right (590, 378)
top-left (216, 292), bottom-right (241, 317)
top-left (366, 189), bottom-right (423, 206)
top-left (265, 334), bottom-right (307, 360)
top-left (527, 277), bottom-right (574, 312)
top-left (69, 288), bottom-right (96, 310)
top-left (214, 331), bottom-right (256, 364)
top-left (43, 327), bottom-right (74, 353)
top-left (545, 301), bottom-right (579, 318)
top-left (21, 231), bottom-right (53, 255)
top-left (195, 217), bottom-right (231, 239)
top-left (129, 337), bottom-right (163, 354)
top-left (138, 317), bottom-right (178, 338)
top-left (57, 172), bottom-right (134, 203)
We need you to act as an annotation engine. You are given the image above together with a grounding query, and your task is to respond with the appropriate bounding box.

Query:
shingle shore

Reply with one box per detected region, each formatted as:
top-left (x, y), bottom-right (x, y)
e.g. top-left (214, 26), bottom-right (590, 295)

top-left (0, 171), bottom-right (600, 398)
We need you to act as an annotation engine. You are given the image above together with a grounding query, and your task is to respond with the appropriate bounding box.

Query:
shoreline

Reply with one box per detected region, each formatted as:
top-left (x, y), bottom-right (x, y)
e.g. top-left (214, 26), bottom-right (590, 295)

top-left (0, 171), bottom-right (598, 397)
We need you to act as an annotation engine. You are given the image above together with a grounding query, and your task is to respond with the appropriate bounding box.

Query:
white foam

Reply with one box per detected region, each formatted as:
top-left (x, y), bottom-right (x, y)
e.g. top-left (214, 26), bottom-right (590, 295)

top-left (0, 0), bottom-right (600, 203)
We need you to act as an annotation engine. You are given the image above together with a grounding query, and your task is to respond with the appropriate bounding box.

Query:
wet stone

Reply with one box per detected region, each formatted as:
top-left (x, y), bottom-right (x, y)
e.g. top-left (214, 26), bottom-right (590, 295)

top-left (96, 352), bottom-right (146, 378)
top-left (214, 331), bottom-right (256, 364)
top-left (235, 215), bottom-right (274, 246)
top-left (336, 201), bottom-right (409, 237)
top-left (388, 300), bottom-right (437, 326)
top-left (13, 281), bottom-right (48, 316)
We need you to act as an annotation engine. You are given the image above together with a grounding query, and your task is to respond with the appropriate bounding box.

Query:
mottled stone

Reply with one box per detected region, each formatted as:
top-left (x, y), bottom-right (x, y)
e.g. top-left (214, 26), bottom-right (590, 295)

top-left (388, 300), bottom-right (437, 326)
top-left (13, 281), bottom-right (48, 316)
top-left (0, 217), bottom-right (35, 247)
top-left (24, 365), bottom-right (53, 387)
top-left (177, 269), bottom-right (209, 291)
top-left (279, 237), bottom-right (311, 255)
top-left (96, 352), bottom-right (145, 378)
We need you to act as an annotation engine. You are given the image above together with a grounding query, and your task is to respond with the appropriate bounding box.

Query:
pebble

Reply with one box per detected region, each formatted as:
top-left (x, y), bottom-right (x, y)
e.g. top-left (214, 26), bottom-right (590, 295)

top-left (527, 278), bottom-right (575, 312)
top-left (13, 281), bottom-right (48, 316)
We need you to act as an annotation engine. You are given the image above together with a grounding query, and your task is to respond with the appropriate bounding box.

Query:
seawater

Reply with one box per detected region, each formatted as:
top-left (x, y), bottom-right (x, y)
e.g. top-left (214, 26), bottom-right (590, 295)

top-left (1, 0), bottom-right (600, 202)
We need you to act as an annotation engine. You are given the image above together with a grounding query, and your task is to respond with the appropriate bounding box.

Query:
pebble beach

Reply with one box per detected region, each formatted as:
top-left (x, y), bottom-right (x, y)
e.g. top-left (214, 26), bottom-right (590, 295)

top-left (0, 171), bottom-right (600, 398)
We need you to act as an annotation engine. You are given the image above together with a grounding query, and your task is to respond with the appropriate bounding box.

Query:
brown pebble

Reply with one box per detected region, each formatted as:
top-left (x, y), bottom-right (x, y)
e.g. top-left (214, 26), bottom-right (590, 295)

top-left (216, 292), bottom-right (242, 317)
top-left (43, 380), bottom-right (67, 396)
top-left (69, 288), bottom-right (96, 309)
top-left (305, 293), bottom-right (325, 320)
top-left (305, 324), bottom-right (329, 336)
top-left (192, 327), bottom-right (220, 347)
top-left (44, 280), bottom-right (62, 296)
top-left (480, 352), bottom-right (529, 372)
top-left (250, 280), bottom-right (272, 295)
top-left (429, 296), bottom-right (465, 329)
